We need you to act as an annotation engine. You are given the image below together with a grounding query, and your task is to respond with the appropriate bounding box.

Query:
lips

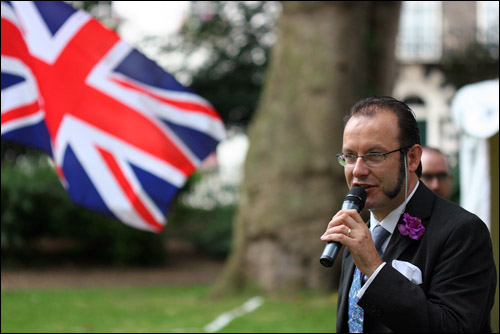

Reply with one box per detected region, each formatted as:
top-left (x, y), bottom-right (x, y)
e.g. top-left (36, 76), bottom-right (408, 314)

top-left (354, 183), bottom-right (374, 190)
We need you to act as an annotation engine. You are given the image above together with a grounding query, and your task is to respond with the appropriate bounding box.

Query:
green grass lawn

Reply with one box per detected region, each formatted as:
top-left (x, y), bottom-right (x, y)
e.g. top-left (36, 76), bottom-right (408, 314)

top-left (1, 284), bottom-right (337, 333)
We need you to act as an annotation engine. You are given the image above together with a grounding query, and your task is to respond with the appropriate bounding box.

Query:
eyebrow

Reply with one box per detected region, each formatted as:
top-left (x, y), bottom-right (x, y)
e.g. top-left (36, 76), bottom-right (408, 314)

top-left (342, 145), bottom-right (388, 153)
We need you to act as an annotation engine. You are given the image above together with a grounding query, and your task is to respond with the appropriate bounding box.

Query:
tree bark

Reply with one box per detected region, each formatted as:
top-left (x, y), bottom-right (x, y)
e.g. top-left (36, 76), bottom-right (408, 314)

top-left (212, 1), bottom-right (401, 295)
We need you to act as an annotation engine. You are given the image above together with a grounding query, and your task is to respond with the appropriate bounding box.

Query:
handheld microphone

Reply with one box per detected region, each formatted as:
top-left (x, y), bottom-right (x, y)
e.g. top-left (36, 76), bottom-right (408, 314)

top-left (320, 186), bottom-right (367, 267)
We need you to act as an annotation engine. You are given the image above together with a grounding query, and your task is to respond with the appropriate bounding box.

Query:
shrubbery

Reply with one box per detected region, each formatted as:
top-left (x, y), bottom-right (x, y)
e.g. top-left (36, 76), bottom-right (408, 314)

top-left (1, 158), bottom-right (235, 268)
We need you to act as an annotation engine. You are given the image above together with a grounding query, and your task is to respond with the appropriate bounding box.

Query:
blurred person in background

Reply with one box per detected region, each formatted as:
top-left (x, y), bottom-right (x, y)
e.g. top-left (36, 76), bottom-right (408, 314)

top-left (420, 146), bottom-right (453, 199)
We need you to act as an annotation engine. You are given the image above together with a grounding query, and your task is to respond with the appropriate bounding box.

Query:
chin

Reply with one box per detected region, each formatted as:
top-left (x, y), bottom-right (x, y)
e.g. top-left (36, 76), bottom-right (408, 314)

top-left (364, 199), bottom-right (374, 210)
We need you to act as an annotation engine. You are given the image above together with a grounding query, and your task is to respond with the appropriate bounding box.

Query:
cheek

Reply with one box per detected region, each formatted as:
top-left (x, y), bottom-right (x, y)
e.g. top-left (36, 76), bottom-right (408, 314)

top-left (345, 169), bottom-right (353, 185)
top-left (374, 169), bottom-right (399, 196)
top-left (379, 172), bottom-right (394, 188)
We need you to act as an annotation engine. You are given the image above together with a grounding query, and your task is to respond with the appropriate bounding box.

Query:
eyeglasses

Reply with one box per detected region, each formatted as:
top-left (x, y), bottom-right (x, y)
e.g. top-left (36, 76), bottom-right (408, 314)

top-left (421, 172), bottom-right (451, 183)
top-left (336, 146), bottom-right (411, 167)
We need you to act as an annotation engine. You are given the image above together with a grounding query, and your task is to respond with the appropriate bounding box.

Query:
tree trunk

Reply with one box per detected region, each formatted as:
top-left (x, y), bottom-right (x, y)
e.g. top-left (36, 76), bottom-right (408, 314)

top-left (213, 1), bottom-right (401, 295)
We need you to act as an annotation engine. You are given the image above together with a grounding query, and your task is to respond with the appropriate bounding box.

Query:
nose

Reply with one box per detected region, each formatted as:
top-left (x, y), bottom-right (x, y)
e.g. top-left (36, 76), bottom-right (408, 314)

top-left (352, 156), bottom-right (370, 178)
top-left (429, 177), bottom-right (440, 190)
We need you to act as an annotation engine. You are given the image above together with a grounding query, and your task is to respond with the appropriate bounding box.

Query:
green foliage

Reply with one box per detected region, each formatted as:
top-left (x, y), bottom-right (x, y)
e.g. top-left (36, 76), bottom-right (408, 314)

top-left (1, 157), bottom-right (65, 250)
top-left (441, 41), bottom-right (499, 89)
top-left (175, 1), bottom-right (281, 127)
top-left (1, 155), bottom-right (166, 267)
top-left (1, 146), bottom-right (234, 267)
top-left (449, 162), bottom-right (460, 205)
top-left (164, 168), bottom-right (238, 259)
top-left (1, 285), bottom-right (337, 333)
top-left (168, 203), bottom-right (236, 259)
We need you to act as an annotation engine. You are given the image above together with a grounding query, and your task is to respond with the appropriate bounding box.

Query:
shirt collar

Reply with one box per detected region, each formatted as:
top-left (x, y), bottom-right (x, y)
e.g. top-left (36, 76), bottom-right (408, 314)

top-left (370, 181), bottom-right (420, 234)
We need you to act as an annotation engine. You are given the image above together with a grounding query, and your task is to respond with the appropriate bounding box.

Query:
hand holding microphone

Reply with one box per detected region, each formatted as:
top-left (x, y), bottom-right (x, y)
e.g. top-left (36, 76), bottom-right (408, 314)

top-left (320, 186), bottom-right (367, 267)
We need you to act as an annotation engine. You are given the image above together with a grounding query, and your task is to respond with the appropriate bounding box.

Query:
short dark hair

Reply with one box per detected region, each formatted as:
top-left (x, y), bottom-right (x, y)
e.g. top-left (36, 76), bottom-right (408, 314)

top-left (345, 96), bottom-right (422, 177)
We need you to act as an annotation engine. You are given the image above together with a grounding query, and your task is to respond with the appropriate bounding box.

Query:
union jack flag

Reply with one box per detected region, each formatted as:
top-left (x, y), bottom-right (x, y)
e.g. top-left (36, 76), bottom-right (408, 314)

top-left (1, 1), bottom-right (226, 233)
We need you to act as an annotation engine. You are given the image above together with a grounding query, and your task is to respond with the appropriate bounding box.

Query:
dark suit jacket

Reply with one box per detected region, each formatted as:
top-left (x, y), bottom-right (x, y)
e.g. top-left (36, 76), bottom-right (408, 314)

top-left (336, 183), bottom-right (496, 333)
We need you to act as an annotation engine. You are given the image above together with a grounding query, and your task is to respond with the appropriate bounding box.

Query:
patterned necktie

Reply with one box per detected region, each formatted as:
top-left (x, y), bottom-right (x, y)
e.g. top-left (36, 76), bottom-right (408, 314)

top-left (348, 267), bottom-right (364, 333)
top-left (347, 225), bottom-right (391, 333)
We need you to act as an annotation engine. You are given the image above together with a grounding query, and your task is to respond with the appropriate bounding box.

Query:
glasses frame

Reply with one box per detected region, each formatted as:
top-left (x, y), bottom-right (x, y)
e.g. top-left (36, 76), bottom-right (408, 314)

top-left (336, 146), bottom-right (412, 167)
top-left (421, 172), bottom-right (451, 183)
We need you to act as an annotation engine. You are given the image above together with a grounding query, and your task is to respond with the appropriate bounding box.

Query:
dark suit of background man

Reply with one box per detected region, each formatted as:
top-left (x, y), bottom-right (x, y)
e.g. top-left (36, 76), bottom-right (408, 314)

top-left (321, 96), bottom-right (496, 333)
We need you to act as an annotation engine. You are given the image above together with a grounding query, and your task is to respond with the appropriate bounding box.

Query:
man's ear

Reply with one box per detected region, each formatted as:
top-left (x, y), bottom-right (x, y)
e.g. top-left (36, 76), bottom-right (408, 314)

top-left (408, 145), bottom-right (422, 173)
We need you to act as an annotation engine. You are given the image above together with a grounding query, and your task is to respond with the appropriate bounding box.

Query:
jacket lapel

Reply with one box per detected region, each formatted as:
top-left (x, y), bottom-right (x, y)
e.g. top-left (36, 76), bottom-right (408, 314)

top-left (337, 250), bottom-right (355, 330)
top-left (383, 183), bottom-right (434, 261)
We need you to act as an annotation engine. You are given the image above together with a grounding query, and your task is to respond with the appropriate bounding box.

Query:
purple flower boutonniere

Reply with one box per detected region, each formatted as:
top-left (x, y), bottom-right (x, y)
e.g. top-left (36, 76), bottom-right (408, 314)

top-left (398, 213), bottom-right (425, 240)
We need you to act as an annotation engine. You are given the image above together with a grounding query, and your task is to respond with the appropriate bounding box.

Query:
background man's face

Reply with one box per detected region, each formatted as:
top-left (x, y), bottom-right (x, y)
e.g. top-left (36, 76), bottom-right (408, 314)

top-left (421, 150), bottom-right (452, 198)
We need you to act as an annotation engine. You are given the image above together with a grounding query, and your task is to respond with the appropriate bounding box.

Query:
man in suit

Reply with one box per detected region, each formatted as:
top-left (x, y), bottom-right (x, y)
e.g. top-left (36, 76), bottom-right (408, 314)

top-left (320, 96), bottom-right (496, 332)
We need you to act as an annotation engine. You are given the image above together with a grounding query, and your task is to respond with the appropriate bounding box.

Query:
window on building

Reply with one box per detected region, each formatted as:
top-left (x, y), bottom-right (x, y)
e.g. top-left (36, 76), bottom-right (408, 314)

top-left (396, 1), bottom-right (443, 63)
top-left (417, 120), bottom-right (427, 147)
top-left (477, 1), bottom-right (499, 46)
top-left (403, 96), bottom-right (426, 106)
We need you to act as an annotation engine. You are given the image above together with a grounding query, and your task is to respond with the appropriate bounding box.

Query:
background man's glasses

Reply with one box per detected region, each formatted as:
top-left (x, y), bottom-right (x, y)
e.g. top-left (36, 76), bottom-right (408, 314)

top-left (336, 146), bottom-right (411, 167)
top-left (421, 172), bottom-right (451, 183)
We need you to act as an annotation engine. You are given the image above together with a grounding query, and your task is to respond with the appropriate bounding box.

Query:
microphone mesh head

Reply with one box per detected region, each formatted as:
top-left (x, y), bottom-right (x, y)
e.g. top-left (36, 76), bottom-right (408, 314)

top-left (345, 186), bottom-right (367, 211)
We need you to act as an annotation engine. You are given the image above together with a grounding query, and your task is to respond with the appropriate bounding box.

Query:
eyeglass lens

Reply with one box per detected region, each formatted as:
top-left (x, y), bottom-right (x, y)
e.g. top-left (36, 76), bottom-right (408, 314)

top-left (421, 172), bottom-right (450, 182)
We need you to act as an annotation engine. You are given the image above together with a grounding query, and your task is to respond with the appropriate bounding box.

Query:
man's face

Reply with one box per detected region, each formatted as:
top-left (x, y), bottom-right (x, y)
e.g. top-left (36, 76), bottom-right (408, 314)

top-left (342, 110), bottom-right (406, 220)
top-left (421, 150), bottom-right (452, 198)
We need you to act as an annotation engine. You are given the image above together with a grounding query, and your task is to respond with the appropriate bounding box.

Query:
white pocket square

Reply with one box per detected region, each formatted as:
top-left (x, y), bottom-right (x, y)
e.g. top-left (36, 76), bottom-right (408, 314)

top-left (392, 260), bottom-right (423, 284)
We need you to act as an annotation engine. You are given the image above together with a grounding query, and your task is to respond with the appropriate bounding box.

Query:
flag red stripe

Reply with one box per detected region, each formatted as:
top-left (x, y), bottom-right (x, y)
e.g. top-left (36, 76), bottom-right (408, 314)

top-left (111, 77), bottom-right (221, 119)
top-left (1, 101), bottom-right (41, 125)
top-left (98, 147), bottom-right (163, 232)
